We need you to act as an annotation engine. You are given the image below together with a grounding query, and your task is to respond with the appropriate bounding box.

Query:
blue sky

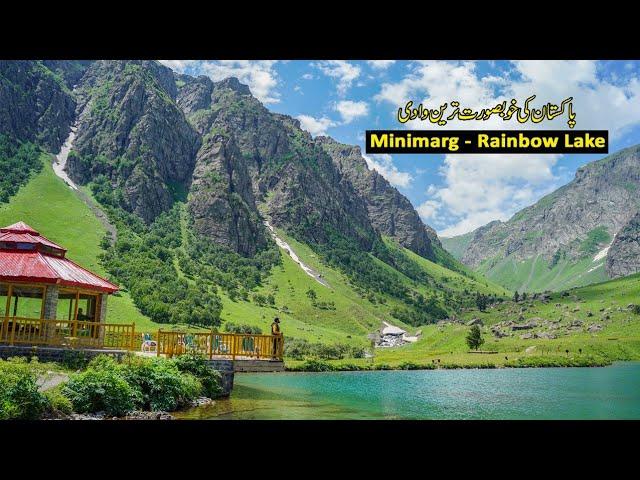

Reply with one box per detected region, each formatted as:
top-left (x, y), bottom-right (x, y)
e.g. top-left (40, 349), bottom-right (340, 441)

top-left (160, 60), bottom-right (640, 237)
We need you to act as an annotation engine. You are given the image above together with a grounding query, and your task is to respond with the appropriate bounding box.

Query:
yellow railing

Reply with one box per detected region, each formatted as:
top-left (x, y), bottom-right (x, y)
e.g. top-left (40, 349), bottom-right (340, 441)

top-left (0, 317), bottom-right (284, 360)
top-left (156, 329), bottom-right (284, 360)
top-left (0, 317), bottom-right (136, 350)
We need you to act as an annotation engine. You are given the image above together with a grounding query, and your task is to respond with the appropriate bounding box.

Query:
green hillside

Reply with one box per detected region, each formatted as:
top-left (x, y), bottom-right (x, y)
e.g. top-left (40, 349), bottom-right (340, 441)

top-left (0, 155), bottom-right (511, 349)
top-left (441, 231), bottom-right (474, 261)
top-left (289, 272), bottom-right (640, 369)
top-left (0, 155), bottom-right (157, 331)
top-left (476, 253), bottom-right (609, 293)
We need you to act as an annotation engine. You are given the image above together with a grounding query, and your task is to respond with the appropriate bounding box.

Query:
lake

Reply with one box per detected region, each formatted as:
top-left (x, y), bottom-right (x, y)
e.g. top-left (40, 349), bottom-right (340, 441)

top-left (175, 362), bottom-right (640, 420)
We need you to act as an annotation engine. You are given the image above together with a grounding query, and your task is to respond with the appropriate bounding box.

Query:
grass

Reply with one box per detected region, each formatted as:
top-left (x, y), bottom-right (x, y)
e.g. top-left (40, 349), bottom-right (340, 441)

top-left (291, 272), bottom-right (640, 369)
top-left (477, 253), bottom-right (608, 293)
top-left (0, 156), bottom-right (157, 331)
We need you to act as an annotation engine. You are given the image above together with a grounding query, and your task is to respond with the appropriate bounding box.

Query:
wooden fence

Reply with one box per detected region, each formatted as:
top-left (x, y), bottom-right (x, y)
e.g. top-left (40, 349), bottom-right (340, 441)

top-left (156, 329), bottom-right (284, 360)
top-left (0, 317), bottom-right (136, 350)
top-left (0, 317), bottom-right (284, 360)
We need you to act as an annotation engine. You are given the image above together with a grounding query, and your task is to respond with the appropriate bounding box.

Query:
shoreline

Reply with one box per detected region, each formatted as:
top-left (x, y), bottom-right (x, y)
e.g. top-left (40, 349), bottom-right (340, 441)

top-left (282, 355), bottom-right (616, 372)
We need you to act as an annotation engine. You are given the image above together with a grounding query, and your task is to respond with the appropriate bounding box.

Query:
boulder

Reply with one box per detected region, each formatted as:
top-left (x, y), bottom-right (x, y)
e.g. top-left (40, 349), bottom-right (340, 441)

top-left (588, 324), bottom-right (603, 333)
top-left (467, 318), bottom-right (484, 326)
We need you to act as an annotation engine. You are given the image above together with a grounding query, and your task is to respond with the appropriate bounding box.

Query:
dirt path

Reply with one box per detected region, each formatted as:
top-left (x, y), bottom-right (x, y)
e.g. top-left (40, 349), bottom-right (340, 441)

top-left (53, 124), bottom-right (117, 244)
top-left (264, 221), bottom-right (330, 288)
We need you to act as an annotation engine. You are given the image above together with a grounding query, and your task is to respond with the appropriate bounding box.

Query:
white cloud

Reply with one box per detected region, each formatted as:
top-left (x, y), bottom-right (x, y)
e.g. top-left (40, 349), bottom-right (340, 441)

top-left (294, 85), bottom-right (303, 94)
top-left (375, 60), bottom-right (640, 235)
top-left (416, 200), bottom-right (441, 220)
top-left (313, 60), bottom-right (361, 95)
top-left (362, 154), bottom-right (413, 188)
top-left (367, 60), bottom-right (396, 70)
top-left (297, 115), bottom-right (336, 137)
top-left (302, 73), bottom-right (314, 80)
top-left (198, 60), bottom-right (281, 104)
top-left (158, 60), bottom-right (198, 72)
top-left (335, 100), bottom-right (369, 123)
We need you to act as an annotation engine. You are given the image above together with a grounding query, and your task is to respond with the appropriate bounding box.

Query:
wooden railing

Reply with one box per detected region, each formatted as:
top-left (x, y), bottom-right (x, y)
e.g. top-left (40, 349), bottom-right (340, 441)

top-left (0, 317), bottom-right (284, 360)
top-left (157, 329), bottom-right (284, 360)
top-left (0, 317), bottom-right (136, 350)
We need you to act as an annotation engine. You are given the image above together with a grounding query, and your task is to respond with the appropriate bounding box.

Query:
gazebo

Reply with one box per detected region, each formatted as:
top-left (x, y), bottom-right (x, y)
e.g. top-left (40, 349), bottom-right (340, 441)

top-left (0, 221), bottom-right (126, 348)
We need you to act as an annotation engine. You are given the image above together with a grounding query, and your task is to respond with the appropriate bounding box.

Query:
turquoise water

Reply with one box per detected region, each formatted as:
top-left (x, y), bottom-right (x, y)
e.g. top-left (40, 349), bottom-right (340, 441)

top-left (176, 362), bottom-right (640, 419)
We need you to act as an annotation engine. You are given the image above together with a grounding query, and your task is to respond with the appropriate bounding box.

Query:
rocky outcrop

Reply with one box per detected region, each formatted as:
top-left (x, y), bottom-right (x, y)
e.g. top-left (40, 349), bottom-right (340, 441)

top-left (176, 74), bottom-right (377, 252)
top-left (68, 60), bottom-right (199, 222)
top-left (0, 60), bottom-right (75, 152)
top-left (316, 136), bottom-right (439, 260)
top-left (188, 134), bottom-right (265, 256)
top-left (606, 212), bottom-right (640, 278)
top-left (458, 145), bottom-right (640, 270)
top-left (42, 60), bottom-right (93, 88)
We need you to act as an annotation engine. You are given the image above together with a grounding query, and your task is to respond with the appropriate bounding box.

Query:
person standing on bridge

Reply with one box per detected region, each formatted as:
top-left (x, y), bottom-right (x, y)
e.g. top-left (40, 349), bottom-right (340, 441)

top-left (271, 317), bottom-right (282, 359)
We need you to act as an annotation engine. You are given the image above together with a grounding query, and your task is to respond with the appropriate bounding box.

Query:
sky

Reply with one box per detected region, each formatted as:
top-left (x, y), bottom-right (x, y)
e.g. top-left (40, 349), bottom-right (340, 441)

top-left (159, 60), bottom-right (640, 238)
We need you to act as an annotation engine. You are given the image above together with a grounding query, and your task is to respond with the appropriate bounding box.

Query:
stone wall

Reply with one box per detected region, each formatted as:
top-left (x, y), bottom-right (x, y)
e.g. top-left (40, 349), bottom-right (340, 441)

top-left (206, 359), bottom-right (234, 397)
top-left (0, 345), bottom-right (127, 363)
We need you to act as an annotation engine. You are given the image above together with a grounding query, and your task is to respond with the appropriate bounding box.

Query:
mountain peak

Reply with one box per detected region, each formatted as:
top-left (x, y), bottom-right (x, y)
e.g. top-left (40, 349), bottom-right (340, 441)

top-left (214, 77), bottom-right (251, 95)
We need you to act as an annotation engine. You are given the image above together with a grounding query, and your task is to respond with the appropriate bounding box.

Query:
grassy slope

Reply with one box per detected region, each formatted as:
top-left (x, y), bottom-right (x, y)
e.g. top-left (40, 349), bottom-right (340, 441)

top-left (440, 231), bottom-right (474, 261)
top-left (477, 253), bottom-right (609, 293)
top-left (298, 272), bottom-right (640, 368)
top-left (0, 155), bottom-right (158, 331)
top-left (0, 155), bottom-right (515, 350)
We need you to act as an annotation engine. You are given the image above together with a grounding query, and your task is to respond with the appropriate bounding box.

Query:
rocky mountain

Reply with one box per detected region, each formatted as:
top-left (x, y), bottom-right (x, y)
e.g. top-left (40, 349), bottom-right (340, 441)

top-left (443, 145), bottom-right (640, 291)
top-left (68, 60), bottom-right (200, 223)
top-left (0, 60), bottom-right (75, 152)
top-left (0, 59), bottom-right (445, 263)
top-left (316, 136), bottom-right (440, 260)
top-left (606, 212), bottom-right (640, 278)
top-left (0, 59), bottom-right (508, 331)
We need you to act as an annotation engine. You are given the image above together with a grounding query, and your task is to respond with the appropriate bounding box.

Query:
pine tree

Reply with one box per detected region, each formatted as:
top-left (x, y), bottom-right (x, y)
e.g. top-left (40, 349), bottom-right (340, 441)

top-left (513, 290), bottom-right (520, 302)
top-left (466, 324), bottom-right (484, 351)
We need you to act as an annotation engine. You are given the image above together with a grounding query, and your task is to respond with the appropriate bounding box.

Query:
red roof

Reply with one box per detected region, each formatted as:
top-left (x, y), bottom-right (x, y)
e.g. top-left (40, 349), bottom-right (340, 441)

top-left (0, 222), bottom-right (118, 293)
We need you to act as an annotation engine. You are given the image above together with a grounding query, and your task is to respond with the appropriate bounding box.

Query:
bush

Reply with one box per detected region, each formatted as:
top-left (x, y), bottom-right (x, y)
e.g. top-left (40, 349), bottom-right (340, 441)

top-left (60, 350), bottom-right (93, 370)
top-left (62, 368), bottom-right (138, 416)
top-left (0, 357), bottom-right (49, 419)
top-left (283, 338), bottom-right (365, 360)
top-left (172, 353), bottom-right (223, 398)
top-left (631, 304), bottom-right (640, 315)
top-left (120, 356), bottom-right (201, 411)
top-left (224, 322), bottom-right (262, 335)
top-left (288, 360), bottom-right (336, 372)
top-left (43, 387), bottom-right (73, 416)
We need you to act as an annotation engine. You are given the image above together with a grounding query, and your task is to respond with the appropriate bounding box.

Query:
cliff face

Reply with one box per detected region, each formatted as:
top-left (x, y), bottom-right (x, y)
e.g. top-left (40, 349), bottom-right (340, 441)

top-left (68, 60), bottom-right (200, 223)
top-left (460, 146), bottom-right (640, 268)
top-left (0, 60), bottom-right (76, 152)
top-left (316, 136), bottom-right (440, 260)
top-left (176, 74), bottom-right (377, 252)
top-left (606, 212), bottom-right (640, 278)
top-left (1, 59), bottom-right (444, 262)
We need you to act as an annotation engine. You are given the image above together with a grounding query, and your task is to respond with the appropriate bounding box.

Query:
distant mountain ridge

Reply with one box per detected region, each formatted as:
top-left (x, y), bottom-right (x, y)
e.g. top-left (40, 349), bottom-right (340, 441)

top-left (443, 145), bottom-right (640, 291)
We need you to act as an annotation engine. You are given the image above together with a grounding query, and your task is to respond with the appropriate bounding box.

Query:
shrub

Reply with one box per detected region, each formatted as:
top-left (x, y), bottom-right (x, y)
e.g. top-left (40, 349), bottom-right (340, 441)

top-left (172, 353), bottom-right (222, 398)
top-left (224, 322), bottom-right (262, 335)
top-left (0, 357), bottom-right (49, 419)
top-left (43, 387), bottom-right (73, 416)
top-left (631, 304), bottom-right (640, 315)
top-left (120, 357), bottom-right (201, 411)
top-left (289, 359), bottom-right (336, 372)
top-left (283, 338), bottom-right (365, 360)
top-left (59, 350), bottom-right (93, 370)
top-left (62, 368), bottom-right (138, 416)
